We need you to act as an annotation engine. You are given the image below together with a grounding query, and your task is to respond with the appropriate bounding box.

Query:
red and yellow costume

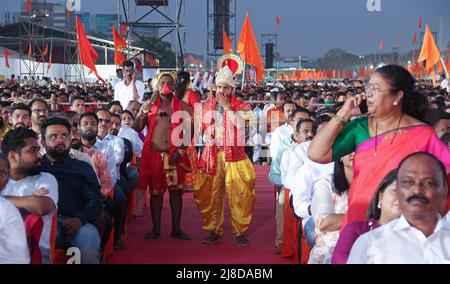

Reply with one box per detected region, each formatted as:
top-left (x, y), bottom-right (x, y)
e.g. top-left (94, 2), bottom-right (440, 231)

top-left (194, 58), bottom-right (256, 237)
top-left (138, 94), bottom-right (191, 196)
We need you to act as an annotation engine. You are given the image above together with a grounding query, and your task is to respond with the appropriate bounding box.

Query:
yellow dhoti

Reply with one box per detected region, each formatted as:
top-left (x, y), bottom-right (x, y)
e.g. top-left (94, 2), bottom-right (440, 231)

top-left (194, 150), bottom-right (256, 237)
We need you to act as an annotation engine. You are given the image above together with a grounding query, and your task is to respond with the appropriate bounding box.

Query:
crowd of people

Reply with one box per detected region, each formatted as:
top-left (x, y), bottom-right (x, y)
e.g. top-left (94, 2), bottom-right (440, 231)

top-left (0, 55), bottom-right (449, 264)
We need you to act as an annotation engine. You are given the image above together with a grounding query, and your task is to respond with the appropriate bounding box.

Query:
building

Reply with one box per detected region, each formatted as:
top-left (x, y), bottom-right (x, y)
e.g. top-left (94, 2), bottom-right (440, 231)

top-left (93, 14), bottom-right (121, 39)
top-left (439, 16), bottom-right (450, 53)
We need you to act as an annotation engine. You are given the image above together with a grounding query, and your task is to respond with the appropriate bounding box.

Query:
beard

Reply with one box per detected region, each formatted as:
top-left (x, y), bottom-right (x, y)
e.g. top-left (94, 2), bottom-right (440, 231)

top-left (25, 165), bottom-right (42, 176)
top-left (46, 144), bottom-right (70, 161)
top-left (71, 140), bottom-right (82, 150)
top-left (81, 130), bottom-right (97, 141)
top-left (109, 129), bottom-right (119, 136)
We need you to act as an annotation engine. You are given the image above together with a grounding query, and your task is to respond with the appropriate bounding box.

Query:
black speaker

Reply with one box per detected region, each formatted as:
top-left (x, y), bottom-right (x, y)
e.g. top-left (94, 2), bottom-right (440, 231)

top-left (265, 43), bottom-right (274, 68)
top-left (213, 0), bottom-right (230, 50)
top-left (135, 0), bottom-right (169, 6)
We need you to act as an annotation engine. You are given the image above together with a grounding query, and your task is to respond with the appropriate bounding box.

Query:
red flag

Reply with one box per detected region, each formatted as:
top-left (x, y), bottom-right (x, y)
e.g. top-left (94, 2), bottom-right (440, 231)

top-left (332, 69), bottom-right (336, 78)
top-left (418, 17), bottom-right (423, 29)
top-left (412, 32), bottom-right (417, 45)
top-left (359, 67), bottom-right (364, 80)
top-left (26, 0), bottom-right (31, 14)
top-left (379, 40), bottom-right (384, 50)
top-left (75, 16), bottom-right (104, 82)
top-left (4, 49), bottom-right (12, 68)
top-left (446, 57), bottom-right (450, 73)
top-left (145, 53), bottom-right (158, 67)
top-left (134, 58), bottom-right (143, 73)
top-left (121, 24), bottom-right (128, 36)
top-left (338, 69), bottom-right (341, 78)
top-left (47, 49), bottom-right (52, 70)
top-left (237, 14), bottom-right (265, 82)
top-left (276, 16), bottom-right (281, 28)
top-left (223, 28), bottom-right (232, 55)
top-left (295, 68), bottom-right (301, 81)
top-left (112, 25), bottom-right (127, 66)
top-left (418, 25), bottom-right (441, 73)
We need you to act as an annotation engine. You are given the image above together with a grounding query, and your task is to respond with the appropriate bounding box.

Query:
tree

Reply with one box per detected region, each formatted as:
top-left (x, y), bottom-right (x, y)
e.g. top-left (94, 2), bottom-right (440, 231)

top-left (132, 36), bottom-right (176, 68)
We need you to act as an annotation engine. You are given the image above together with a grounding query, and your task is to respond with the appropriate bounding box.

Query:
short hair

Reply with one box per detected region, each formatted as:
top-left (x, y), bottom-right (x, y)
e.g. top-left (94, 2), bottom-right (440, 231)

top-left (367, 169), bottom-right (398, 220)
top-left (107, 101), bottom-right (123, 111)
top-left (123, 60), bottom-right (134, 69)
top-left (11, 103), bottom-right (31, 116)
top-left (289, 107), bottom-right (310, 120)
top-left (2, 127), bottom-right (38, 156)
top-left (95, 109), bottom-right (111, 117)
top-left (127, 100), bottom-right (141, 108)
top-left (441, 132), bottom-right (450, 145)
top-left (312, 115), bottom-right (332, 135)
top-left (116, 68), bottom-right (123, 74)
top-left (110, 112), bottom-right (121, 121)
top-left (79, 112), bottom-right (99, 125)
top-left (282, 100), bottom-right (296, 111)
top-left (0, 101), bottom-right (12, 108)
top-left (122, 110), bottom-right (135, 120)
top-left (397, 152), bottom-right (447, 185)
top-left (28, 98), bottom-right (48, 110)
top-left (70, 95), bottom-right (85, 106)
top-left (295, 118), bottom-right (314, 133)
top-left (40, 117), bottom-right (72, 141)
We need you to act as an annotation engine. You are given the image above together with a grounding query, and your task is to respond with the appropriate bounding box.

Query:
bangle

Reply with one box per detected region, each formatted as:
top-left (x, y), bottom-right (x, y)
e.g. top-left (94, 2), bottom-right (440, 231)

top-left (334, 114), bottom-right (347, 126)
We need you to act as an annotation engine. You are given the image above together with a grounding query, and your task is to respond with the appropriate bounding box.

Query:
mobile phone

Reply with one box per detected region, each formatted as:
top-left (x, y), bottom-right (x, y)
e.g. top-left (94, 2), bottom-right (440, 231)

top-left (359, 99), bottom-right (368, 114)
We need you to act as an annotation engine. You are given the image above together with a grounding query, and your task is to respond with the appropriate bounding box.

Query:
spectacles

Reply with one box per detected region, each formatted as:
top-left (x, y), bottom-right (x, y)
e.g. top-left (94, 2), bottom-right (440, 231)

top-left (31, 109), bottom-right (48, 114)
top-left (364, 84), bottom-right (396, 95)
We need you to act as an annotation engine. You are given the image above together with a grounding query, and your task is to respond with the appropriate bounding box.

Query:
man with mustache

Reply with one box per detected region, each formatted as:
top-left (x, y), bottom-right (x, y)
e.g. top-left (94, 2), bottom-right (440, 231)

top-left (114, 60), bottom-right (145, 109)
top-left (1, 127), bottom-right (58, 264)
top-left (29, 99), bottom-right (49, 135)
top-left (133, 71), bottom-right (192, 241)
top-left (348, 152), bottom-right (449, 264)
top-left (40, 117), bottom-right (102, 264)
top-left (0, 101), bottom-right (12, 140)
top-left (9, 103), bottom-right (31, 129)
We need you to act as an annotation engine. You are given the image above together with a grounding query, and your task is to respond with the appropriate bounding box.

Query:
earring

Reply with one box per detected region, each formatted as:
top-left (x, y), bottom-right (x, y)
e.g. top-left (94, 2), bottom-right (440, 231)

top-left (377, 203), bottom-right (382, 209)
top-left (393, 101), bottom-right (398, 106)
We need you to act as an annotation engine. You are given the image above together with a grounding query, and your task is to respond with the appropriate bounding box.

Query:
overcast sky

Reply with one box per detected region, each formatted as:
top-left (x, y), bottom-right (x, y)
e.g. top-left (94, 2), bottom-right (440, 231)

top-left (5, 0), bottom-right (450, 59)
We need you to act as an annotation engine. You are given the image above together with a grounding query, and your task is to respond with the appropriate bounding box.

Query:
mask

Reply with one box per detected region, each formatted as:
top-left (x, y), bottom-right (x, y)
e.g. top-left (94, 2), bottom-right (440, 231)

top-left (325, 100), bottom-right (333, 105)
top-left (161, 84), bottom-right (173, 96)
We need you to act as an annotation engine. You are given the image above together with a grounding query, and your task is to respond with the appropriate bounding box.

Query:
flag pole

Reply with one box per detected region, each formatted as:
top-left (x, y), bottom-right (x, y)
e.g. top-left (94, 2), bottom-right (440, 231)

top-left (76, 35), bottom-right (87, 91)
top-left (241, 62), bottom-right (246, 90)
top-left (441, 57), bottom-right (449, 80)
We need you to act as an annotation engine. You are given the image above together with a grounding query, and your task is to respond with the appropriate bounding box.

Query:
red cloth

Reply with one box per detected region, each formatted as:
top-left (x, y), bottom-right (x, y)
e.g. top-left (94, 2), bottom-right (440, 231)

top-left (138, 95), bottom-right (187, 191)
top-left (198, 95), bottom-right (250, 175)
top-left (282, 188), bottom-right (297, 258)
top-left (20, 209), bottom-right (43, 264)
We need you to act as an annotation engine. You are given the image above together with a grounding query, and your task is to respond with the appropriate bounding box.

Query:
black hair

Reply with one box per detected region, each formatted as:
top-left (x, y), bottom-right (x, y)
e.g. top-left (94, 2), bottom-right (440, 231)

top-left (295, 118), bottom-right (314, 133)
top-left (79, 112), bottom-right (99, 125)
top-left (107, 101), bottom-right (123, 112)
top-left (123, 60), bottom-right (134, 69)
top-left (11, 103), bottom-right (31, 116)
top-left (289, 107), bottom-right (310, 120)
top-left (282, 100), bottom-right (296, 111)
top-left (312, 115), bottom-right (332, 135)
top-left (110, 112), bottom-right (121, 121)
top-left (176, 71), bottom-right (191, 100)
top-left (40, 117), bottom-right (72, 141)
top-left (28, 98), bottom-right (48, 110)
top-left (397, 152), bottom-right (447, 186)
top-left (375, 65), bottom-right (431, 124)
top-left (122, 110), bottom-right (135, 120)
top-left (333, 158), bottom-right (350, 196)
top-left (1, 127), bottom-right (38, 156)
top-left (440, 132), bottom-right (450, 145)
top-left (367, 169), bottom-right (398, 220)
top-left (0, 101), bottom-right (12, 108)
top-left (70, 95), bottom-right (85, 106)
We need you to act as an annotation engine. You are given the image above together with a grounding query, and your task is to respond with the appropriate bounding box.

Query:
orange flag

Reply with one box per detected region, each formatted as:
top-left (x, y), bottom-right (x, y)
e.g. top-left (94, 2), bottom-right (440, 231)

top-left (338, 69), bottom-right (341, 78)
top-left (412, 32), bottom-right (417, 45)
top-left (446, 57), bottom-right (450, 73)
top-left (237, 14), bottom-right (265, 82)
top-left (359, 67), bottom-right (364, 80)
top-left (379, 40), bottom-right (384, 50)
top-left (276, 16), bottom-right (281, 28)
top-left (41, 43), bottom-right (48, 57)
top-left (4, 49), bottom-right (12, 68)
top-left (26, 0), bottom-right (31, 14)
top-left (121, 24), bottom-right (128, 36)
top-left (28, 43), bottom-right (32, 59)
top-left (76, 16), bottom-right (104, 82)
top-left (112, 25), bottom-right (127, 66)
top-left (418, 25), bottom-right (441, 73)
top-left (418, 17), bottom-right (423, 29)
top-left (47, 49), bottom-right (52, 70)
top-left (332, 69), bottom-right (336, 78)
top-left (223, 28), bottom-right (232, 55)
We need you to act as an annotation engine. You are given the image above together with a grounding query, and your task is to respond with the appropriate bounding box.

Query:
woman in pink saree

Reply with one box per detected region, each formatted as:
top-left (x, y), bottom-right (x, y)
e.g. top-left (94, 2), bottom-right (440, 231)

top-left (308, 65), bottom-right (450, 229)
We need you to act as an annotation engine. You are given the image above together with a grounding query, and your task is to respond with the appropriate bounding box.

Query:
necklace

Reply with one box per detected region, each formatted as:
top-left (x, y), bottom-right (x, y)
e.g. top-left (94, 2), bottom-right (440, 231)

top-left (374, 113), bottom-right (404, 157)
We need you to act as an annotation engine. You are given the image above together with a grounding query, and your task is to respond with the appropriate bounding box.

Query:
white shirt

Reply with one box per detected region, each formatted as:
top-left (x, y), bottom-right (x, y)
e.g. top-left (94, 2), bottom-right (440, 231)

top-left (270, 124), bottom-right (294, 158)
top-left (119, 125), bottom-right (143, 158)
top-left (285, 141), bottom-right (310, 190)
top-left (114, 80), bottom-right (145, 109)
top-left (111, 77), bottom-right (123, 89)
top-left (0, 196), bottom-right (30, 264)
top-left (348, 214), bottom-right (450, 264)
top-left (440, 78), bottom-right (449, 92)
top-left (93, 134), bottom-right (124, 184)
top-left (291, 144), bottom-right (334, 219)
top-left (280, 146), bottom-right (295, 188)
top-left (1, 173), bottom-right (58, 250)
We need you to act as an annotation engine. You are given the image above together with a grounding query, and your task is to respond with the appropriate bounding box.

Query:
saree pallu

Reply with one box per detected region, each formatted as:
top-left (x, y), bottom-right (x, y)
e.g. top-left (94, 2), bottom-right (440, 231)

top-left (343, 125), bottom-right (450, 229)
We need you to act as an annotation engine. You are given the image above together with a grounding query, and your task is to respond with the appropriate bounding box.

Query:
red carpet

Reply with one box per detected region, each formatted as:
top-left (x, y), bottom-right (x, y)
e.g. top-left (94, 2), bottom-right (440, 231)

top-left (107, 165), bottom-right (296, 264)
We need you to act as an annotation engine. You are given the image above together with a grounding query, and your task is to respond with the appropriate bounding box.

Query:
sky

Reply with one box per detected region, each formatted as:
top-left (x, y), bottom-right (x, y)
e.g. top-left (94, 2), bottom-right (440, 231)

top-left (4, 0), bottom-right (450, 59)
